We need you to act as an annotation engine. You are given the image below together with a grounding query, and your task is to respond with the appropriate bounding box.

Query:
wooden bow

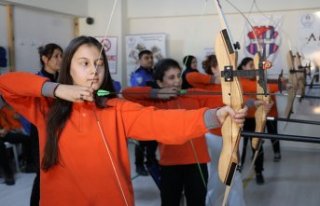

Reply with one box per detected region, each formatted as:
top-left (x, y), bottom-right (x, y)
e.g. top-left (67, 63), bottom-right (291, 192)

top-left (215, 32), bottom-right (243, 186)
top-left (214, 2), bottom-right (272, 204)
top-left (214, 1), bottom-right (243, 204)
top-left (284, 50), bottom-right (311, 119)
top-left (284, 50), bottom-right (298, 120)
top-left (283, 49), bottom-right (310, 120)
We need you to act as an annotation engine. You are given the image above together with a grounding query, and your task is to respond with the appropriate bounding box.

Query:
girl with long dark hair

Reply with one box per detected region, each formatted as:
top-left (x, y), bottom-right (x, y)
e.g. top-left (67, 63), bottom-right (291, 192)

top-left (238, 57), bottom-right (281, 185)
top-left (0, 36), bottom-right (247, 205)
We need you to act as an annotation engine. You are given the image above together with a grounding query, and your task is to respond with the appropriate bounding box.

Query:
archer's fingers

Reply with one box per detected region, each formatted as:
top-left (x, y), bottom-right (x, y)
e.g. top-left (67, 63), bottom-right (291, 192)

top-left (223, 106), bottom-right (236, 118)
top-left (76, 89), bottom-right (94, 102)
top-left (236, 106), bottom-right (248, 116)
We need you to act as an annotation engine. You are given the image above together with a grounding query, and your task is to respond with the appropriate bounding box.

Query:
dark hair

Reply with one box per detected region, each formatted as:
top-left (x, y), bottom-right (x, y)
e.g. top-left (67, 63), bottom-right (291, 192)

top-left (202, 54), bottom-right (218, 75)
top-left (38, 43), bottom-right (63, 69)
top-left (42, 36), bottom-right (117, 171)
top-left (138, 50), bottom-right (152, 59)
top-left (182, 55), bottom-right (196, 69)
top-left (237, 57), bottom-right (253, 70)
top-left (153, 58), bottom-right (182, 82)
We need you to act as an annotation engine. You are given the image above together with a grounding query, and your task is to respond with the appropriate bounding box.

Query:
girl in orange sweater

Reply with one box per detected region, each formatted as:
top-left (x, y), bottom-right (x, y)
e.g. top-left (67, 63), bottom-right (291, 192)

top-left (123, 58), bottom-right (252, 206)
top-left (0, 36), bottom-right (247, 206)
top-left (186, 54), bottom-right (221, 91)
top-left (237, 57), bottom-right (280, 185)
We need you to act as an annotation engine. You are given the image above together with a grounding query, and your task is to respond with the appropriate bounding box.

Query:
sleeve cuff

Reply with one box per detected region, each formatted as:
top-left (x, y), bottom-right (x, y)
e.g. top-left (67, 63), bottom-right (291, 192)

top-left (245, 99), bottom-right (255, 108)
top-left (41, 82), bottom-right (59, 98)
top-left (204, 109), bottom-right (221, 129)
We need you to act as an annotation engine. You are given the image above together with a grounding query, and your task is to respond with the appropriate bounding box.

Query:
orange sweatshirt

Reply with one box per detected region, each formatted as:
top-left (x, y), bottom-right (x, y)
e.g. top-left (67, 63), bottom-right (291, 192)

top-left (186, 72), bottom-right (222, 92)
top-left (122, 87), bottom-right (223, 166)
top-left (186, 72), bottom-right (256, 113)
top-left (267, 83), bottom-right (279, 117)
top-left (0, 72), bottom-right (213, 206)
top-left (187, 72), bottom-right (279, 117)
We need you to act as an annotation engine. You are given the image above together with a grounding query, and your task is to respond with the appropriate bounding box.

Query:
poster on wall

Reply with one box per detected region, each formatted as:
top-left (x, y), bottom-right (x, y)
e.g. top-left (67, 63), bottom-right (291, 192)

top-left (243, 16), bottom-right (283, 78)
top-left (298, 13), bottom-right (320, 66)
top-left (126, 33), bottom-right (166, 85)
top-left (95, 36), bottom-right (117, 74)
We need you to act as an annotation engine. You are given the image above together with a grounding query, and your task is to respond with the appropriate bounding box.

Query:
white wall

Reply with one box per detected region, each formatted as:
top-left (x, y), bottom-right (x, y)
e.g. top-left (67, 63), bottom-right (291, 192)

top-left (14, 7), bottom-right (74, 72)
top-left (127, 0), bottom-right (320, 18)
top-left (80, 0), bottom-right (125, 83)
top-left (0, 0), bottom-right (88, 16)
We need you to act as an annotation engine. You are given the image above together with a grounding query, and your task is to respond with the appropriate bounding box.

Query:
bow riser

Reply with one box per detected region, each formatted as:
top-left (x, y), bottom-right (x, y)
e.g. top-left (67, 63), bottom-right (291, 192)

top-left (252, 53), bottom-right (270, 150)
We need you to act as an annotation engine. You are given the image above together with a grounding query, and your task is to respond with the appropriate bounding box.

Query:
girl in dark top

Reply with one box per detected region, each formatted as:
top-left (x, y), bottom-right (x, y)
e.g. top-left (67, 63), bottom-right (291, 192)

top-left (181, 55), bottom-right (198, 89)
top-left (30, 43), bottom-right (63, 206)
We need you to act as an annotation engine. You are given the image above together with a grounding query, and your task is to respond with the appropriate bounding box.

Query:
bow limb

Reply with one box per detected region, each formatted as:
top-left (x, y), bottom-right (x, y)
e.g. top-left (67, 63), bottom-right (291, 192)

top-left (214, 3), bottom-right (243, 185)
top-left (216, 2), bottom-right (266, 188)
top-left (214, 2), bottom-right (244, 205)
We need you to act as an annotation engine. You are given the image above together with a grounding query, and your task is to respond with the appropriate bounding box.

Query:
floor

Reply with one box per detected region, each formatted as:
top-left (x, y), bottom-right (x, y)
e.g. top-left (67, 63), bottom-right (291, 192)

top-left (1, 140), bottom-right (320, 206)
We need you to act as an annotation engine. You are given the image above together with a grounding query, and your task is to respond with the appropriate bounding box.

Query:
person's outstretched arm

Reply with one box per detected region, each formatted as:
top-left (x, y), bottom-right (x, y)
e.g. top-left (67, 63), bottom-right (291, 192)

top-left (111, 100), bottom-right (247, 145)
top-left (0, 72), bottom-right (54, 124)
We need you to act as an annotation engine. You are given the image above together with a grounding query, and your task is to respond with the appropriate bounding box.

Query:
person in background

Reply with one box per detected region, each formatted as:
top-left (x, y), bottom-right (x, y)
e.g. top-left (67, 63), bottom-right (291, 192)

top-left (185, 54), bottom-right (221, 90)
top-left (123, 58), bottom-right (251, 206)
top-left (181, 55), bottom-right (198, 89)
top-left (0, 104), bottom-right (32, 185)
top-left (37, 43), bottom-right (63, 81)
top-left (265, 80), bottom-right (281, 162)
top-left (30, 43), bottom-right (63, 206)
top-left (130, 50), bottom-right (154, 87)
top-left (238, 57), bottom-right (265, 184)
top-left (238, 57), bottom-right (280, 184)
top-left (130, 50), bottom-right (158, 176)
